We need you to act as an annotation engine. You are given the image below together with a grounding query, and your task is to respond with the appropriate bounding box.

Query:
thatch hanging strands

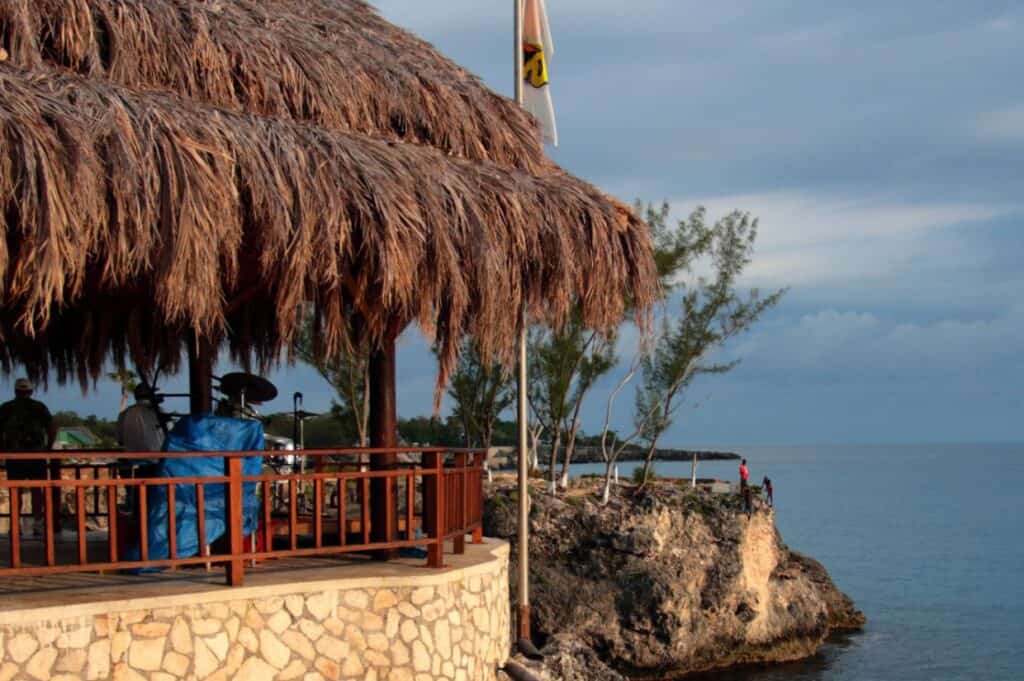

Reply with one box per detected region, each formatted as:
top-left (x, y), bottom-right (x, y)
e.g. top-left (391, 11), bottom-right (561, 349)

top-left (0, 0), bottom-right (547, 172)
top-left (0, 63), bottom-right (657, 395)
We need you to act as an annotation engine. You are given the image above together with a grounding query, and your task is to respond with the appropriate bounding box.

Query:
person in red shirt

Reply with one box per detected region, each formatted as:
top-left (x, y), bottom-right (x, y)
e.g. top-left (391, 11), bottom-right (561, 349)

top-left (739, 459), bottom-right (752, 515)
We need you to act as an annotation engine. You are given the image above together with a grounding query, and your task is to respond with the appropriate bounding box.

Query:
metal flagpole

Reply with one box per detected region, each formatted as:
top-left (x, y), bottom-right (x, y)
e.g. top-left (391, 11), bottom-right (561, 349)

top-left (514, 0), bottom-right (531, 643)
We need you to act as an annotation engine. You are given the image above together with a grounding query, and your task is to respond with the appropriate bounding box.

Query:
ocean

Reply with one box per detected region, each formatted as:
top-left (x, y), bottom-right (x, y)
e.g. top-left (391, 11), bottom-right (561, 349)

top-left (573, 443), bottom-right (1024, 681)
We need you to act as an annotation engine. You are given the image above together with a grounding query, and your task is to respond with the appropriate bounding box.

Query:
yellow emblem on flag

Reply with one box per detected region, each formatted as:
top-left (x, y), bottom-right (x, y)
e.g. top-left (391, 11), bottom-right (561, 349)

top-left (523, 42), bottom-right (549, 89)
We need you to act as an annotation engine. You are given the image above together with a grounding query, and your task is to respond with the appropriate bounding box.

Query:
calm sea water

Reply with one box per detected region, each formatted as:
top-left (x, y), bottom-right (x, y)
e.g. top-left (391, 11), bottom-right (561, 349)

top-left (574, 443), bottom-right (1024, 681)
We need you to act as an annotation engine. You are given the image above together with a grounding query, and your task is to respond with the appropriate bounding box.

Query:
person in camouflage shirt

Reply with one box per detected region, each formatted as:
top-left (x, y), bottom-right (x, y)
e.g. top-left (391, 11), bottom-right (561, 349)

top-left (0, 378), bottom-right (56, 536)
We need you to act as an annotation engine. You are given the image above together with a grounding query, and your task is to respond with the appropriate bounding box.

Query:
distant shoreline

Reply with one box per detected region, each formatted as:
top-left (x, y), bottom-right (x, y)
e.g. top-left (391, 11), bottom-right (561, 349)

top-left (569, 446), bottom-right (741, 464)
top-left (492, 445), bottom-right (739, 469)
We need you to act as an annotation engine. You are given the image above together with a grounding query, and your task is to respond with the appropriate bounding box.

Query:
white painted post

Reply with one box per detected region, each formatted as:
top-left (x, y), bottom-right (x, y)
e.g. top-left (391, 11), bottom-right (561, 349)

top-left (514, 0), bottom-right (531, 642)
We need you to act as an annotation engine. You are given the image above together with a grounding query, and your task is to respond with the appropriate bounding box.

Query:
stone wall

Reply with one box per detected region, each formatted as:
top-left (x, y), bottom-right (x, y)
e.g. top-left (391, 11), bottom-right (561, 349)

top-left (0, 543), bottom-right (510, 681)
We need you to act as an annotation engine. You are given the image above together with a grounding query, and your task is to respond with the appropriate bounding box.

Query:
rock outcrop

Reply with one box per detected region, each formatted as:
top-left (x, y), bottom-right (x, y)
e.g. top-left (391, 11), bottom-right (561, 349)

top-left (485, 479), bottom-right (864, 679)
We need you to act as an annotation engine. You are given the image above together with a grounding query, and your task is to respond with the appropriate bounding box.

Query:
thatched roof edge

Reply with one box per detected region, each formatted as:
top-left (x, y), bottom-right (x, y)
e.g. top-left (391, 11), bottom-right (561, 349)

top-left (0, 64), bottom-right (657, 397)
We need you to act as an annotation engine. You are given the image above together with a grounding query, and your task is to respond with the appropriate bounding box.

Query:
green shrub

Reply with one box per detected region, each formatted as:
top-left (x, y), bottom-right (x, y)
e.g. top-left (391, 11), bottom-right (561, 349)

top-left (631, 464), bottom-right (656, 484)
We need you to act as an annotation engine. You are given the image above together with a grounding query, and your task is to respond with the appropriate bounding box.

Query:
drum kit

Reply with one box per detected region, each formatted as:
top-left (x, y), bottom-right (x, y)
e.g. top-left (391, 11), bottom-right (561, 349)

top-left (142, 371), bottom-right (319, 459)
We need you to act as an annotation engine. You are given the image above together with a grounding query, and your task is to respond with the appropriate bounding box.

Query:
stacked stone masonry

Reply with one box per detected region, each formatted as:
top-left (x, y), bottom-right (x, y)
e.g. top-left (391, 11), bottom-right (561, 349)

top-left (0, 545), bottom-right (510, 681)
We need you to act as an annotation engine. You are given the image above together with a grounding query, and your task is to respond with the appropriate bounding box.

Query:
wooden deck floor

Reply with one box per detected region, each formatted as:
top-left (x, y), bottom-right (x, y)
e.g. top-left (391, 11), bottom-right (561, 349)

top-left (0, 536), bottom-right (496, 625)
top-left (0, 527), bottom-right (431, 600)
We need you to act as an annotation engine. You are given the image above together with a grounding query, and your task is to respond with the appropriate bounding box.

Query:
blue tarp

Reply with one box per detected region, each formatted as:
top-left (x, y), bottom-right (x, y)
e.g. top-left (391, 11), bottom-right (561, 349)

top-left (127, 415), bottom-right (263, 564)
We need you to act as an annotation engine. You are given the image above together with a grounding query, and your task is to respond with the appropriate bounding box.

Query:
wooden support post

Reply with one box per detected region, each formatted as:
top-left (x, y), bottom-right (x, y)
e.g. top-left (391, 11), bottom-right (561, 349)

top-left (226, 457), bottom-right (245, 586)
top-left (423, 452), bottom-right (445, 568)
top-left (369, 334), bottom-right (399, 558)
top-left (187, 332), bottom-right (214, 415)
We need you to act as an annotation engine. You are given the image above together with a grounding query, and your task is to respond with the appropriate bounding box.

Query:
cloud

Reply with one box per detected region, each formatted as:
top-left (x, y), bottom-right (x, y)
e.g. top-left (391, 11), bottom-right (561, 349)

top-left (975, 105), bottom-right (1024, 142)
top-left (730, 305), bottom-right (1024, 378)
top-left (664, 192), bottom-right (1014, 290)
top-left (985, 16), bottom-right (1017, 33)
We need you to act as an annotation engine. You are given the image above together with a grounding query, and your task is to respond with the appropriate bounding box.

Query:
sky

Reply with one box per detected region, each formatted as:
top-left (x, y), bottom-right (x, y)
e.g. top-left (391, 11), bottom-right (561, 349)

top-left (4, 1), bottom-right (1022, 444)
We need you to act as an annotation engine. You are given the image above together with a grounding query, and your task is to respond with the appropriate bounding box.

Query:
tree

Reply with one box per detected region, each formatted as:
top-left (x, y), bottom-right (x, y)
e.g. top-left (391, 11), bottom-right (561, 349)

top-left (524, 201), bottom-right (711, 494)
top-left (582, 202), bottom-right (711, 502)
top-left (444, 340), bottom-right (515, 450)
top-left (397, 415), bottom-right (463, 447)
top-left (296, 313), bottom-right (370, 447)
top-left (641, 200), bottom-right (714, 293)
top-left (108, 369), bottom-right (138, 412)
top-left (528, 314), bottom-right (616, 492)
top-left (558, 326), bottom-right (617, 486)
top-left (592, 205), bottom-right (784, 502)
top-left (634, 208), bottom-right (785, 486)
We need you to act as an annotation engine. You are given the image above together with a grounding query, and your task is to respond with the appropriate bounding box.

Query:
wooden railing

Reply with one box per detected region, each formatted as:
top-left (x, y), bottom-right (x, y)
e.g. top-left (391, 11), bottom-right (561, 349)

top-left (0, 447), bottom-right (485, 586)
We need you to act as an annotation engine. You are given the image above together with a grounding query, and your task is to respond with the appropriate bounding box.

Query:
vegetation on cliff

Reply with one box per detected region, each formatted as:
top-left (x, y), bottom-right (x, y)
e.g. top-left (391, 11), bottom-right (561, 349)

top-left (486, 477), bottom-right (863, 680)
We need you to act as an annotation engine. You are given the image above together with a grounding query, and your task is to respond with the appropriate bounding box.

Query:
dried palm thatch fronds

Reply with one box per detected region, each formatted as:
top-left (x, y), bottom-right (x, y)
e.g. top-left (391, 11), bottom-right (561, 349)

top-left (0, 0), bottom-right (546, 172)
top-left (0, 64), bottom-right (657, 397)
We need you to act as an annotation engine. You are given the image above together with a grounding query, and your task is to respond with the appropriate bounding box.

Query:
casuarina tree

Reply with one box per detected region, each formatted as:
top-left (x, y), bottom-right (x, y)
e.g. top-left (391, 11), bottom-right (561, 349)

top-left (528, 312), bottom-right (618, 491)
top-left (528, 201), bottom-right (704, 494)
top-left (444, 339), bottom-right (515, 450)
top-left (634, 207), bottom-right (785, 487)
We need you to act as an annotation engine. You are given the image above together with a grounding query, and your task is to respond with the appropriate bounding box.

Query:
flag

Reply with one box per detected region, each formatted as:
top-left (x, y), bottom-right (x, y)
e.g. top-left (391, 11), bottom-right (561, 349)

top-left (522, 0), bottom-right (558, 146)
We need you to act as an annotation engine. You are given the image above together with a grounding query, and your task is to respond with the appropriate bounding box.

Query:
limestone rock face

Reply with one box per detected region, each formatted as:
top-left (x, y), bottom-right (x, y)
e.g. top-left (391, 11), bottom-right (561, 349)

top-left (485, 481), bottom-right (864, 678)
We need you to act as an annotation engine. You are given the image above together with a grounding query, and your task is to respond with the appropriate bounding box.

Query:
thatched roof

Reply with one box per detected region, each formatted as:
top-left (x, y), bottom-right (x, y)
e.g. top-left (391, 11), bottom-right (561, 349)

top-left (0, 0), bottom-right (546, 172)
top-left (0, 63), bottom-right (657, 394)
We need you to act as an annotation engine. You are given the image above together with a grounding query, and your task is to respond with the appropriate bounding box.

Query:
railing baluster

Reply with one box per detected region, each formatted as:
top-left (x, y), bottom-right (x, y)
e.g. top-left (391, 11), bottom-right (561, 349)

top-left (44, 481), bottom-right (56, 567)
top-left (107, 485), bottom-right (118, 563)
top-left (384, 475), bottom-right (394, 546)
top-left (138, 484), bottom-right (149, 562)
top-left (9, 487), bottom-right (21, 568)
top-left (93, 467), bottom-right (101, 517)
top-left (406, 473), bottom-right (415, 542)
top-left (360, 477), bottom-right (370, 546)
top-left (196, 483), bottom-right (207, 568)
top-left (338, 477), bottom-right (346, 546)
top-left (167, 483), bottom-right (177, 565)
top-left (263, 480), bottom-right (273, 554)
top-left (314, 478), bottom-right (323, 548)
top-left (76, 485), bottom-right (87, 564)
top-left (289, 477), bottom-right (298, 551)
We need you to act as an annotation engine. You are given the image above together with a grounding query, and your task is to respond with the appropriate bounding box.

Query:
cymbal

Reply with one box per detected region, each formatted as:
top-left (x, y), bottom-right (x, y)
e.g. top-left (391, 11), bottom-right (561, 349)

top-left (218, 372), bottom-right (278, 403)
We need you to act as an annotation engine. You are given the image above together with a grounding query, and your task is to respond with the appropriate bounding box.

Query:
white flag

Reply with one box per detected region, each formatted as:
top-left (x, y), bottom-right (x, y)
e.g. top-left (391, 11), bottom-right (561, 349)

top-left (522, 0), bottom-right (558, 147)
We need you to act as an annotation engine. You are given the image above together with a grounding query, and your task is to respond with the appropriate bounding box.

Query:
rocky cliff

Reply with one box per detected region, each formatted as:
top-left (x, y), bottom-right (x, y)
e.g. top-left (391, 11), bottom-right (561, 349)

top-left (485, 479), bottom-right (864, 680)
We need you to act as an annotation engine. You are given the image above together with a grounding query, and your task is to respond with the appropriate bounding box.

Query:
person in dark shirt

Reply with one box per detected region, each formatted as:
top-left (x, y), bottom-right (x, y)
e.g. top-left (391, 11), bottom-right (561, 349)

top-left (762, 475), bottom-right (773, 507)
top-left (0, 378), bottom-right (56, 536)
